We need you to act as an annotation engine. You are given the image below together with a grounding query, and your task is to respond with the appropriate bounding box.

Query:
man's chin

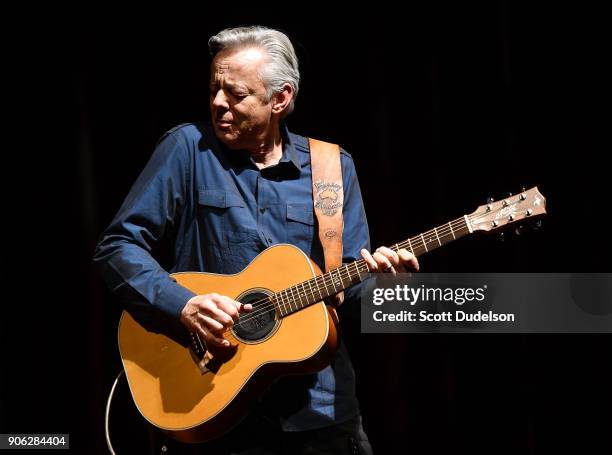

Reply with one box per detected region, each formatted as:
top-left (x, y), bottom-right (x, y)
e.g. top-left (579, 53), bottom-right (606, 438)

top-left (214, 129), bottom-right (242, 149)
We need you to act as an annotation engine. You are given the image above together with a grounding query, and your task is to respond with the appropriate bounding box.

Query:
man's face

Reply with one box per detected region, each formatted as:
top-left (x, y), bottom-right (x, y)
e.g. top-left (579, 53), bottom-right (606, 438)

top-left (209, 48), bottom-right (273, 150)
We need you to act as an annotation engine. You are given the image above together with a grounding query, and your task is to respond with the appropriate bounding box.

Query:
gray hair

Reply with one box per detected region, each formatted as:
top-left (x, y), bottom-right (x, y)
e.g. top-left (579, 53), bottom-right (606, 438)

top-left (208, 26), bottom-right (300, 117)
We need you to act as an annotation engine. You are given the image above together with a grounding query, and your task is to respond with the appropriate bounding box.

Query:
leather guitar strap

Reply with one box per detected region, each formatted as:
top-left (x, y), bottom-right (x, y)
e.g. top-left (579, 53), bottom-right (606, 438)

top-left (309, 138), bottom-right (344, 305)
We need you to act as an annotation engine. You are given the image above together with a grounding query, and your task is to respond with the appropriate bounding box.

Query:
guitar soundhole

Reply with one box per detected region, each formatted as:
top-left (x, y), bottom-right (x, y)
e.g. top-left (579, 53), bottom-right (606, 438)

top-left (232, 290), bottom-right (279, 343)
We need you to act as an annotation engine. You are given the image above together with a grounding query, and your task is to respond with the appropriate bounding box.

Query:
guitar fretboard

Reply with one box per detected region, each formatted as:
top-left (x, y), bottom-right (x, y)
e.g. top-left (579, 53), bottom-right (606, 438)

top-left (273, 216), bottom-right (472, 317)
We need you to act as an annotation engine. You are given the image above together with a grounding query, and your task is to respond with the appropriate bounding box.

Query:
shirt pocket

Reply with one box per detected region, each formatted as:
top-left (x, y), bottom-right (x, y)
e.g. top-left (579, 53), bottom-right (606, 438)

top-left (197, 189), bottom-right (246, 247)
top-left (286, 202), bottom-right (315, 252)
top-left (226, 229), bottom-right (264, 263)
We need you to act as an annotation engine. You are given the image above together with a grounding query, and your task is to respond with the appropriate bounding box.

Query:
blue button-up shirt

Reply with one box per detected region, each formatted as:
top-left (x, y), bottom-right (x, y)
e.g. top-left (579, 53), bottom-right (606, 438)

top-left (94, 121), bottom-right (371, 431)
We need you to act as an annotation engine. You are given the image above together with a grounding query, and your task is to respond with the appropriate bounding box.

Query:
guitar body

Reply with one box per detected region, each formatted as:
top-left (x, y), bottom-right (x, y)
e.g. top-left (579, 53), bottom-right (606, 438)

top-left (118, 244), bottom-right (338, 443)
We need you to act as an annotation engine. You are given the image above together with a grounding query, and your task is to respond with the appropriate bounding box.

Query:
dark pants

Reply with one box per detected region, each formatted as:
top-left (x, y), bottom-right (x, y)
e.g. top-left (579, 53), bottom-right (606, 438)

top-left (158, 414), bottom-right (373, 455)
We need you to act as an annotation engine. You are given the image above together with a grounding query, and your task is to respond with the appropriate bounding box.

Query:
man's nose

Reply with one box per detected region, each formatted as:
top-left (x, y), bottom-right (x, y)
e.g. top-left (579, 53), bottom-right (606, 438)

top-left (211, 89), bottom-right (229, 110)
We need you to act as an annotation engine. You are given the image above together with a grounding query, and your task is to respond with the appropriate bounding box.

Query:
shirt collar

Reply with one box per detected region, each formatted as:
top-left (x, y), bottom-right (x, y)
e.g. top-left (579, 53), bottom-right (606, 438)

top-left (277, 121), bottom-right (302, 172)
top-left (216, 121), bottom-right (301, 178)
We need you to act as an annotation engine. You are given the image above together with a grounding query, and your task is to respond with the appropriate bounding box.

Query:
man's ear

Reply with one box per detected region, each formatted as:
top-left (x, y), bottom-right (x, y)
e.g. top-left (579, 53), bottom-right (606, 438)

top-left (271, 83), bottom-right (294, 115)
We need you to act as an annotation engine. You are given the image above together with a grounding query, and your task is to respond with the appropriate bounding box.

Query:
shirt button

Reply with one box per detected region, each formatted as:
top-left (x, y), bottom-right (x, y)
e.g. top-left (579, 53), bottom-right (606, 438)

top-left (268, 238), bottom-right (272, 243)
top-left (259, 207), bottom-right (266, 214)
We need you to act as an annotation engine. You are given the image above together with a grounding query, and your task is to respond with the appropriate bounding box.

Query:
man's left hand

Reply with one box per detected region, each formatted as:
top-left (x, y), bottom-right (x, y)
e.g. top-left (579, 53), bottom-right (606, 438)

top-left (360, 247), bottom-right (419, 274)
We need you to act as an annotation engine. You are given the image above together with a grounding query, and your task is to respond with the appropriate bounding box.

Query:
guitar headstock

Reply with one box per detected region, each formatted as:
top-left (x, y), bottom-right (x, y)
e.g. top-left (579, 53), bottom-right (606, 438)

top-left (468, 186), bottom-right (547, 233)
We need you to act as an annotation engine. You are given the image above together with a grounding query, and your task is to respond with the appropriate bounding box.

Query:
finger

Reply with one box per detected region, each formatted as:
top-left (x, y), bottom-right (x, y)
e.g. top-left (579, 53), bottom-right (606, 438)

top-left (195, 324), bottom-right (230, 348)
top-left (231, 298), bottom-right (254, 314)
top-left (200, 303), bottom-right (235, 328)
top-left (198, 313), bottom-right (225, 333)
top-left (372, 252), bottom-right (395, 274)
top-left (376, 246), bottom-right (400, 267)
top-left (384, 247), bottom-right (408, 273)
top-left (213, 296), bottom-right (241, 321)
top-left (360, 248), bottom-right (379, 271)
top-left (398, 248), bottom-right (420, 272)
top-left (398, 248), bottom-right (419, 271)
top-left (240, 303), bottom-right (254, 313)
top-left (218, 295), bottom-right (254, 317)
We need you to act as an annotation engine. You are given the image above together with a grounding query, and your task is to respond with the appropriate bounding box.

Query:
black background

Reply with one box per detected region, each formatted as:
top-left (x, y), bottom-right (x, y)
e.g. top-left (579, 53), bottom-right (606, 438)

top-left (2, 3), bottom-right (610, 454)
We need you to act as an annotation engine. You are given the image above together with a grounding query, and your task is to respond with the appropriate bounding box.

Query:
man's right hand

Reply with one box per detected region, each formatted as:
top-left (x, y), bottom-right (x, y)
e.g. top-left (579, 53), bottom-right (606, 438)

top-left (180, 293), bottom-right (253, 348)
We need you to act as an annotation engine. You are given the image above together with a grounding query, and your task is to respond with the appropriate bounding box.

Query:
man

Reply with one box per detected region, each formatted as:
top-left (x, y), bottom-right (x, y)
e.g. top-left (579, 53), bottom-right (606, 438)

top-left (94, 25), bottom-right (418, 454)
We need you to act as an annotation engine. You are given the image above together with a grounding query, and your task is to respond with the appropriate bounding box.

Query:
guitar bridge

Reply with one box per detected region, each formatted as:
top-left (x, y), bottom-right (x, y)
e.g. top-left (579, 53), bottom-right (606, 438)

top-left (188, 331), bottom-right (235, 375)
top-left (189, 331), bottom-right (207, 359)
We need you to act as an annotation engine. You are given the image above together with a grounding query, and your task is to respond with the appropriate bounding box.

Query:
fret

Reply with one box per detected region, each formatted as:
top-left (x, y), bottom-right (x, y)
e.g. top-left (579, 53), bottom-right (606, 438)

top-left (317, 278), bottom-right (325, 301)
top-left (292, 285), bottom-right (301, 310)
top-left (329, 271), bottom-right (336, 294)
top-left (341, 267), bottom-right (349, 287)
top-left (341, 267), bottom-right (350, 287)
top-left (284, 292), bottom-right (291, 316)
top-left (344, 264), bottom-right (352, 286)
top-left (312, 278), bottom-right (321, 302)
top-left (272, 294), bottom-right (280, 318)
top-left (288, 286), bottom-right (297, 312)
top-left (282, 288), bottom-right (290, 314)
top-left (360, 262), bottom-right (369, 275)
top-left (291, 285), bottom-right (300, 311)
top-left (355, 261), bottom-right (364, 281)
top-left (407, 238), bottom-right (414, 255)
top-left (287, 288), bottom-right (295, 313)
top-left (311, 278), bottom-right (319, 301)
top-left (298, 285), bottom-right (305, 309)
top-left (425, 231), bottom-right (437, 248)
top-left (276, 294), bottom-right (286, 318)
top-left (302, 283), bottom-right (310, 308)
top-left (336, 268), bottom-right (343, 289)
top-left (310, 278), bottom-right (319, 302)
top-left (299, 282), bottom-right (308, 309)
top-left (434, 227), bottom-right (442, 246)
top-left (449, 221), bottom-right (456, 239)
top-left (330, 270), bottom-right (338, 293)
top-left (323, 273), bottom-right (334, 297)
top-left (280, 289), bottom-right (290, 314)
top-left (420, 233), bottom-right (428, 252)
top-left (333, 270), bottom-right (341, 290)
top-left (307, 279), bottom-right (316, 303)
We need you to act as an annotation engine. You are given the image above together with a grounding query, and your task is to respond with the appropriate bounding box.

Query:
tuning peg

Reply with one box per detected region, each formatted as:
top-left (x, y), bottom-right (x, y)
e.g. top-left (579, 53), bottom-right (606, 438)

top-left (520, 185), bottom-right (527, 193)
top-left (498, 232), bottom-right (505, 242)
top-left (532, 220), bottom-right (543, 231)
top-left (514, 225), bottom-right (524, 236)
top-left (506, 192), bottom-right (513, 198)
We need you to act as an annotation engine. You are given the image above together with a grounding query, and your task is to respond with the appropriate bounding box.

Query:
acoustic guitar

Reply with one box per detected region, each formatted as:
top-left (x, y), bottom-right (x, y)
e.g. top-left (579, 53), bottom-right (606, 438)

top-left (118, 186), bottom-right (547, 442)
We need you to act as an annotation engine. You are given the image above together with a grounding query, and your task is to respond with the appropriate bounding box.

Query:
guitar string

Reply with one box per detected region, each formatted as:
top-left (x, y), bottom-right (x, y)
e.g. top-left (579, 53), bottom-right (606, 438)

top-left (202, 201), bottom-right (536, 341)
top-left (216, 217), bottom-right (469, 333)
top-left (217, 204), bottom-right (532, 337)
top-left (212, 219), bottom-right (474, 338)
top-left (223, 204), bottom-right (515, 327)
top-left (215, 206), bottom-right (526, 337)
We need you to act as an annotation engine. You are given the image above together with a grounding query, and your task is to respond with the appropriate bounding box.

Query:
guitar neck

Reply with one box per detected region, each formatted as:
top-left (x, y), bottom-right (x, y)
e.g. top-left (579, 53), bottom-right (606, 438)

top-left (274, 215), bottom-right (472, 318)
